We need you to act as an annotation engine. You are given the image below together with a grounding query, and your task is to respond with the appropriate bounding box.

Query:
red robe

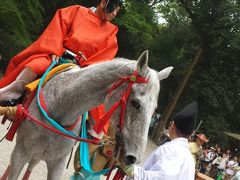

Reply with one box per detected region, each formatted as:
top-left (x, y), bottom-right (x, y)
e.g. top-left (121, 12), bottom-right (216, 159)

top-left (0, 5), bottom-right (118, 134)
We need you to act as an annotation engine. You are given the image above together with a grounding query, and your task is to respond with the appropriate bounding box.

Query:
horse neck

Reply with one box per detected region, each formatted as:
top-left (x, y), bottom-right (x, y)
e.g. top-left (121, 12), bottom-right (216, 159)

top-left (44, 60), bottom-right (135, 126)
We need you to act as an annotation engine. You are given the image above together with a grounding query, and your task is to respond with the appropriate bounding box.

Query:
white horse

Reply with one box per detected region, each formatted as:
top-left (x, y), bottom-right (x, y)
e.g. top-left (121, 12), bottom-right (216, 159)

top-left (1, 51), bottom-right (173, 180)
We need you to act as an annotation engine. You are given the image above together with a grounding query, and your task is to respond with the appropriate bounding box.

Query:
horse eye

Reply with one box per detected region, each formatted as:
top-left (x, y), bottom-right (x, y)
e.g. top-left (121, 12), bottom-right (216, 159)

top-left (131, 100), bottom-right (140, 109)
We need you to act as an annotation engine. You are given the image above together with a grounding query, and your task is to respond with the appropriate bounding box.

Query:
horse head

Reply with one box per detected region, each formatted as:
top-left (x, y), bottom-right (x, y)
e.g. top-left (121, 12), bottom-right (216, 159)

top-left (105, 50), bottom-right (173, 165)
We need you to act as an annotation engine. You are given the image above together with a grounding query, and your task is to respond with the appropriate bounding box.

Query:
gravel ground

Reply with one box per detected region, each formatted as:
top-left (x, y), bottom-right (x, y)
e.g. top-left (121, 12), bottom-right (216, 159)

top-left (0, 116), bottom-right (157, 180)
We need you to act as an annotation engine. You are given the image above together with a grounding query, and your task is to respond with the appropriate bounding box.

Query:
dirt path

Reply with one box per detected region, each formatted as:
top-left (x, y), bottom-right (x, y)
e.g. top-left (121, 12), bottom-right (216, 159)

top-left (0, 116), bottom-right (157, 180)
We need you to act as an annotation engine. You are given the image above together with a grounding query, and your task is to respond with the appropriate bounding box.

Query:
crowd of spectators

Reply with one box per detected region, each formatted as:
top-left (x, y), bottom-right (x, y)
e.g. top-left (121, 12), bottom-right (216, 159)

top-left (198, 144), bottom-right (240, 180)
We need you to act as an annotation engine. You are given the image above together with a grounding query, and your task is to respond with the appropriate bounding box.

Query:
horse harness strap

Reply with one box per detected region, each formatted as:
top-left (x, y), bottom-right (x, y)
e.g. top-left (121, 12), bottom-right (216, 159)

top-left (5, 88), bottom-right (37, 141)
top-left (38, 89), bottom-right (82, 131)
top-left (101, 70), bottom-right (148, 179)
top-left (5, 63), bottom-right (100, 144)
top-left (6, 104), bottom-right (100, 144)
top-left (95, 70), bottom-right (148, 133)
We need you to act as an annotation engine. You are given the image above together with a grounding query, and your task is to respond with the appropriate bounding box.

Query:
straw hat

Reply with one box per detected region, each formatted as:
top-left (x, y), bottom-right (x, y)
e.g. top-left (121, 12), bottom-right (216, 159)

top-left (234, 166), bottom-right (240, 171)
top-left (196, 134), bottom-right (209, 143)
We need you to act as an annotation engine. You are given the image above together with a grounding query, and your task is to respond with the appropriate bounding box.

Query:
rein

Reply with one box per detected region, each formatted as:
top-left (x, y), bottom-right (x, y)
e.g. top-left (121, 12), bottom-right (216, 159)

top-left (5, 104), bottom-right (100, 144)
top-left (34, 61), bottom-right (148, 144)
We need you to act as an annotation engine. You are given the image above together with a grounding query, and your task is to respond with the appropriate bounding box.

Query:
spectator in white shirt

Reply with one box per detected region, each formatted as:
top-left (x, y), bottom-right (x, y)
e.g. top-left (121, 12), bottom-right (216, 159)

top-left (224, 156), bottom-right (238, 180)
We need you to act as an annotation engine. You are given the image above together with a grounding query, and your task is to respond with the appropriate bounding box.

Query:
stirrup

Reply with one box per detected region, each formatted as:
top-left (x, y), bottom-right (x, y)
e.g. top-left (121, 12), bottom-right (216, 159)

top-left (0, 93), bottom-right (25, 107)
top-left (0, 99), bottom-right (18, 107)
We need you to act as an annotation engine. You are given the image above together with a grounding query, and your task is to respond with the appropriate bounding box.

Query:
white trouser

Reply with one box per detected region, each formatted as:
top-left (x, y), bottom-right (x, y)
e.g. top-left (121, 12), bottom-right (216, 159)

top-left (0, 67), bottom-right (37, 101)
top-left (88, 129), bottom-right (105, 140)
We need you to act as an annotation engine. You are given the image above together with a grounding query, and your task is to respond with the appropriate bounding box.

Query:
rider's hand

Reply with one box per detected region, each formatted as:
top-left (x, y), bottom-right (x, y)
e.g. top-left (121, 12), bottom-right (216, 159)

top-left (51, 54), bottom-right (60, 63)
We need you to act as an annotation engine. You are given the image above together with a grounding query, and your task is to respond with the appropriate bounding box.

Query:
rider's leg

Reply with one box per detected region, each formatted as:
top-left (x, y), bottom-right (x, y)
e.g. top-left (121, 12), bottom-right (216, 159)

top-left (0, 67), bottom-right (37, 101)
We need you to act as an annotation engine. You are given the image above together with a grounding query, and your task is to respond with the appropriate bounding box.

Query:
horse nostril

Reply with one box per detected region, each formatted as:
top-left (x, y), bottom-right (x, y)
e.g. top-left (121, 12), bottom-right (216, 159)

top-left (125, 155), bottom-right (137, 165)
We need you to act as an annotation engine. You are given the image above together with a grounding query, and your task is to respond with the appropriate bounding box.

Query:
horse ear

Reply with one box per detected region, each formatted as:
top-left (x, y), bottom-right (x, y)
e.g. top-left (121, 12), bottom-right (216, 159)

top-left (137, 50), bottom-right (149, 75)
top-left (158, 66), bottom-right (173, 81)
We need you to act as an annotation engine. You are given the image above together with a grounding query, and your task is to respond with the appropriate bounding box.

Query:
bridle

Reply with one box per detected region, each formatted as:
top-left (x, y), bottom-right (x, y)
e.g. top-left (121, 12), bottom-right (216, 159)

top-left (94, 70), bottom-right (148, 134)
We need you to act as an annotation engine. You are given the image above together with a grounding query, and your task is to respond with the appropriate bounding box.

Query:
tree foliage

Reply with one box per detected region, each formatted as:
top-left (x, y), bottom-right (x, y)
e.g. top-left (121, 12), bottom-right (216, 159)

top-left (177, 0), bottom-right (240, 148)
top-left (0, 0), bottom-right (43, 70)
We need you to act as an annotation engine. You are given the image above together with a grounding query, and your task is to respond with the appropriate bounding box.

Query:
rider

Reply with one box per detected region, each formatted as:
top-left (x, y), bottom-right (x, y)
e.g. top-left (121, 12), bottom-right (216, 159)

top-left (0, 0), bottom-right (122, 138)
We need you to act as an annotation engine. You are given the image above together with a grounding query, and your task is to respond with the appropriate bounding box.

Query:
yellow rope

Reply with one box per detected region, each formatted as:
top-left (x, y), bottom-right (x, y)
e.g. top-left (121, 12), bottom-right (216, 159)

top-left (0, 106), bottom-right (17, 117)
top-left (26, 63), bottom-right (77, 92)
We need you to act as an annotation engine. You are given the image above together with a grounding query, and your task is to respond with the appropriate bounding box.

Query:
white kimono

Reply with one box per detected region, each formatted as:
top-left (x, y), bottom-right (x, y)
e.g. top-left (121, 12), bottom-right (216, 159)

top-left (132, 138), bottom-right (195, 180)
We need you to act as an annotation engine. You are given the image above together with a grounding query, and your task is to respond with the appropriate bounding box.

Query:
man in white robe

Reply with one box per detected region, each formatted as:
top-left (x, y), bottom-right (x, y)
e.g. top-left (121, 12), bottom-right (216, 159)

top-left (127, 101), bottom-right (198, 180)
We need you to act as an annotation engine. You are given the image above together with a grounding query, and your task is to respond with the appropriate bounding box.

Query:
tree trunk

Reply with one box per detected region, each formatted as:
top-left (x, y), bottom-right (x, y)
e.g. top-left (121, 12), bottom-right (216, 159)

top-left (151, 48), bottom-right (203, 145)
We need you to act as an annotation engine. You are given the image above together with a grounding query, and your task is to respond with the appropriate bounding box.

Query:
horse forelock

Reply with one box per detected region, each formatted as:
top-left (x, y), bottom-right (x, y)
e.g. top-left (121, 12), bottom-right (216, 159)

top-left (113, 60), bottom-right (160, 108)
top-left (132, 68), bottom-right (160, 105)
top-left (112, 59), bottom-right (160, 102)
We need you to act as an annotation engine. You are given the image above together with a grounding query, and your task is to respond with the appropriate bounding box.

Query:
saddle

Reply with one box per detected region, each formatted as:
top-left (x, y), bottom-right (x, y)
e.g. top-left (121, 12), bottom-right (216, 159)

top-left (1, 63), bottom-right (77, 132)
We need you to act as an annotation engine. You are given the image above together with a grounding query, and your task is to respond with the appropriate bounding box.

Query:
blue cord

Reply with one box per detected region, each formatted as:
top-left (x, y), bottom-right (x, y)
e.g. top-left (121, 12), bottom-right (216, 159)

top-left (36, 59), bottom-right (110, 176)
top-left (36, 59), bottom-right (79, 138)
top-left (80, 112), bottom-right (110, 176)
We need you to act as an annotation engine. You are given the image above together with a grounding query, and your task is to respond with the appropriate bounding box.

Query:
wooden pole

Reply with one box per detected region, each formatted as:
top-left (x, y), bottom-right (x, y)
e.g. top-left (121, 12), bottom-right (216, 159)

top-left (151, 48), bottom-right (203, 144)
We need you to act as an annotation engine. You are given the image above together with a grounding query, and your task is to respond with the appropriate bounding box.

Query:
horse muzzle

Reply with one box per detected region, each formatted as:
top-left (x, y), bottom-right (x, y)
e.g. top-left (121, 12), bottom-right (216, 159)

top-left (124, 154), bottom-right (137, 165)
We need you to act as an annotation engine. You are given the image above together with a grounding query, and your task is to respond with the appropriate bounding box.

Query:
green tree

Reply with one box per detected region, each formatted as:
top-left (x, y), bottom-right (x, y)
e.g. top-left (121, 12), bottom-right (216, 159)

top-left (0, 0), bottom-right (44, 71)
top-left (115, 0), bottom-right (159, 58)
top-left (152, 0), bottom-right (240, 147)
